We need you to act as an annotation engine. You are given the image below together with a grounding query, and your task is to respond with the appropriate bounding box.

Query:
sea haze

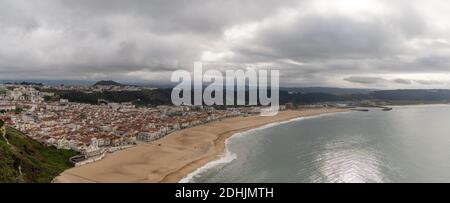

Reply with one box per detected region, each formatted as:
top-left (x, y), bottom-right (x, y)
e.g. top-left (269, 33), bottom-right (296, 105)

top-left (188, 105), bottom-right (450, 183)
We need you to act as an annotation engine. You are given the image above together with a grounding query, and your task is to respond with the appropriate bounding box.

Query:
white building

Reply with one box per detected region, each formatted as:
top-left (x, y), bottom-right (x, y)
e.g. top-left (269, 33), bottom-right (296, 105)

top-left (0, 103), bottom-right (16, 111)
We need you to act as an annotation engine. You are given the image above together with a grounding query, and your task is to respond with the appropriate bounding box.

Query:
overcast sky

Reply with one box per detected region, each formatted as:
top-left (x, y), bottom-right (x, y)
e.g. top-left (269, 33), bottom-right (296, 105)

top-left (2, 0), bottom-right (450, 88)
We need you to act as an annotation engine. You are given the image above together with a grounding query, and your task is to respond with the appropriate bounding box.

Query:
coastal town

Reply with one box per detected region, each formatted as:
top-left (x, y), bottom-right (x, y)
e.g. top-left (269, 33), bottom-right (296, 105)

top-left (0, 83), bottom-right (270, 166)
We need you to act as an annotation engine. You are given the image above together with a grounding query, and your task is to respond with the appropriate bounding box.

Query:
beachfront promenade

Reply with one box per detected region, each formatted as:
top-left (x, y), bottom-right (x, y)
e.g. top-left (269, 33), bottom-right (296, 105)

top-left (54, 108), bottom-right (347, 183)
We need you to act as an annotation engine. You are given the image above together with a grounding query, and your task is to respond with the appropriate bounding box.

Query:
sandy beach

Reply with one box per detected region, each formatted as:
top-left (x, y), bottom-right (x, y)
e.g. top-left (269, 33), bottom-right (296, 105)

top-left (54, 108), bottom-right (347, 183)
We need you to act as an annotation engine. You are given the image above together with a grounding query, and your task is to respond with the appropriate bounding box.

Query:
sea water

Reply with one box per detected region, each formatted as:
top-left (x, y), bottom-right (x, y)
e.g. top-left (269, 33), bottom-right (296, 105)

top-left (182, 105), bottom-right (450, 183)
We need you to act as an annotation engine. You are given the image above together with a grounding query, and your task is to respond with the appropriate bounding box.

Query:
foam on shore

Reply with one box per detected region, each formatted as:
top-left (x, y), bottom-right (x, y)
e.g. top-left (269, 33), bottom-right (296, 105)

top-left (179, 111), bottom-right (350, 183)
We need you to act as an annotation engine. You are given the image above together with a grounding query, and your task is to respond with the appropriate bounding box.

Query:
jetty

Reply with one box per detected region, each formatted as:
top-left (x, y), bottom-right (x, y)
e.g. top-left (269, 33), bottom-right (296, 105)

top-left (351, 108), bottom-right (369, 112)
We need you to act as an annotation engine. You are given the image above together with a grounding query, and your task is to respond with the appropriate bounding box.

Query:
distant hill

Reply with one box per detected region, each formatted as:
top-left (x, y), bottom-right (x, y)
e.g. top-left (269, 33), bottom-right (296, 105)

top-left (0, 80), bottom-right (96, 86)
top-left (93, 80), bottom-right (123, 86)
top-left (371, 89), bottom-right (450, 101)
top-left (54, 87), bottom-right (450, 106)
top-left (0, 121), bottom-right (77, 183)
top-left (280, 87), bottom-right (376, 95)
top-left (56, 89), bottom-right (173, 106)
top-left (4, 81), bottom-right (44, 86)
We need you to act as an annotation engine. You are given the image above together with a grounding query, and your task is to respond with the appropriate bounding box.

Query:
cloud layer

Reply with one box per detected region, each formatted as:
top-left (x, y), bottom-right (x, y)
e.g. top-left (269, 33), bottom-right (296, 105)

top-left (1, 0), bottom-right (450, 88)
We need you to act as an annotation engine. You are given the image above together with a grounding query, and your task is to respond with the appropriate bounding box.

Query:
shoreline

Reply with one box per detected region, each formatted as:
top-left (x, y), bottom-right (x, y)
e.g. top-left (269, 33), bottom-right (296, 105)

top-left (177, 110), bottom-right (352, 183)
top-left (53, 108), bottom-right (348, 183)
top-left (387, 103), bottom-right (450, 108)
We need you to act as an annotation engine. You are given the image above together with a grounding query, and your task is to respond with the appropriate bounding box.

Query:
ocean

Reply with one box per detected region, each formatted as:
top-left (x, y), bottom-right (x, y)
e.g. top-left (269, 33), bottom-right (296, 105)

top-left (182, 105), bottom-right (450, 183)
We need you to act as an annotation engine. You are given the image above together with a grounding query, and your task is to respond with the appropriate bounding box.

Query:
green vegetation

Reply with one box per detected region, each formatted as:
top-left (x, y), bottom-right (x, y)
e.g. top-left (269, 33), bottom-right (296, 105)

top-left (56, 89), bottom-right (173, 106)
top-left (4, 81), bottom-right (43, 86)
top-left (14, 108), bottom-right (23, 114)
top-left (43, 95), bottom-right (53, 101)
top-left (0, 122), bottom-right (77, 183)
top-left (52, 87), bottom-right (450, 106)
top-left (93, 80), bottom-right (123, 86)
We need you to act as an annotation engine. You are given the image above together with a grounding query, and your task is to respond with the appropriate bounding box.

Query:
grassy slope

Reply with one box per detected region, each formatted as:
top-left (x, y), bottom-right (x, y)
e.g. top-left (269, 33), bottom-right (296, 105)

top-left (0, 121), bottom-right (78, 183)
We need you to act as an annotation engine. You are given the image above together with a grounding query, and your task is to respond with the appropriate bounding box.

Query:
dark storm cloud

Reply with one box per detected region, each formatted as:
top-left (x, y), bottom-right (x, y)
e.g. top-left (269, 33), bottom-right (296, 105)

top-left (0, 0), bottom-right (300, 82)
top-left (344, 76), bottom-right (445, 87)
top-left (58, 0), bottom-right (299, 35)
top-left (414, 79), bottom-right (444, 85)
top-left (1, 0), bottom-right (450, 88)
top-left (239, 15), bottom-right (399, 61)
top-left (344, 76), bottom-right (387, 84)
top-left (393, 78), bottom-right (412, 85)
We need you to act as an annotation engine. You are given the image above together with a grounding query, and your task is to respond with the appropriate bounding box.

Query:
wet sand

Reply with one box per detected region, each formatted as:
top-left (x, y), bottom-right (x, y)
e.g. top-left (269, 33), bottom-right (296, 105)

top-left (54, 108), bottom-right (347, 183)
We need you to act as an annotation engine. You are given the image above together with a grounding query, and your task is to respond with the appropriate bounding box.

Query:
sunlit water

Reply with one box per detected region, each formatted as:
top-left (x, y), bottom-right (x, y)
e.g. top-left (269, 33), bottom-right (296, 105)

top-left (186, 105), bottom-right (450, 183)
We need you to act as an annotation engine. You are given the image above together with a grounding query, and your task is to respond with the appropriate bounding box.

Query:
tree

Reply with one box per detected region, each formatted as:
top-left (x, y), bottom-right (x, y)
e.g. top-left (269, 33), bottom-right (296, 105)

top-left (14, 108), bottom-right (23, 114)
top-left (44, 95), bottom-right (53, 101)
